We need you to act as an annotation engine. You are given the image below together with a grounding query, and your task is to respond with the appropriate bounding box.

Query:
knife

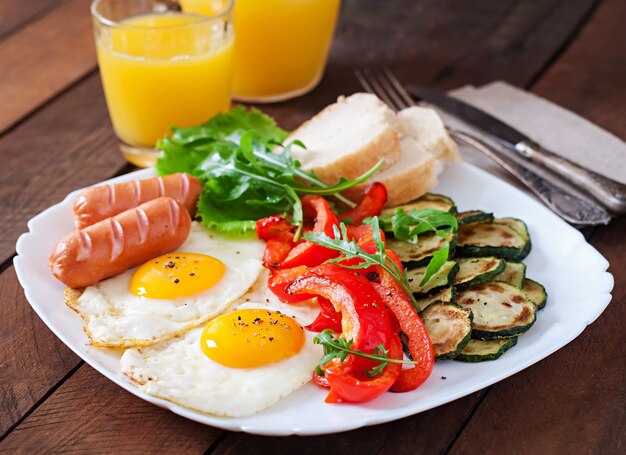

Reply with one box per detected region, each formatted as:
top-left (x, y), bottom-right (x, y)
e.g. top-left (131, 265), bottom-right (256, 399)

top-left (407, 85), bottom-right (626, 215)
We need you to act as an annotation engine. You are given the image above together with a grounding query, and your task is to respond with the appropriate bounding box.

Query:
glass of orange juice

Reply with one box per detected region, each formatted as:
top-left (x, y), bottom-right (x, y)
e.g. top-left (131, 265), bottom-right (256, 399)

top-left (182, 0), bottom-right (340, 102)
top-left (91, 0), bottom-right (234, 167)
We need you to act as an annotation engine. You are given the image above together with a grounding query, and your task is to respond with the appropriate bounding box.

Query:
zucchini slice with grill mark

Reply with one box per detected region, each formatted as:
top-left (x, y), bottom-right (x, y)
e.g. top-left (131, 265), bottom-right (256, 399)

top-left (382, 193), bottom-right (457, 215)
top-left (453, 257), bottom-right (505, 290)
top-left (496, 217), bottom-right (529, 240)
top-left (456, 337), bottom-right (518, 362)
top-left (494, 261), bottom-right (526, 288)
top-left (523, 278), bottom-right (547, 310)
top-left (457, 220), bottom-right (531, 261)
top-left (456, 210), bottom-right (494, 225)
top-left (421, 303), bottom-right (473, 359)
top-left (388, 232), bottom-right (457, 267)
top-left (414, 287), bottom-right (456, 312)
top-left (456, 281), bottom-right (536, 340)
top-left (407, 261), bottom-right (458, 297)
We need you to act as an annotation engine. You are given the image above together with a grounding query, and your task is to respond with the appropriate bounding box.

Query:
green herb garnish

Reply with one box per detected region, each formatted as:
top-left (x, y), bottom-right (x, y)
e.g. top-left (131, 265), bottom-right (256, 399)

top-left (156, 107), bottom-right (381, 237)
top-left (375, 208), bottom-right (458, 285)
top-left (313, 329), bottom-right (418, 378)
top-left (304, 217), bottom-right (417, 304)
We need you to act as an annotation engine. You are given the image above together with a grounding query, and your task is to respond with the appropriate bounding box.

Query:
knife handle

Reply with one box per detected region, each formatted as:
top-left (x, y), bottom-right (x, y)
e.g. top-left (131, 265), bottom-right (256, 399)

top-left (451, 130), bottom-right (612, 226)
top-left (514, 140), bottom-right (626, 214)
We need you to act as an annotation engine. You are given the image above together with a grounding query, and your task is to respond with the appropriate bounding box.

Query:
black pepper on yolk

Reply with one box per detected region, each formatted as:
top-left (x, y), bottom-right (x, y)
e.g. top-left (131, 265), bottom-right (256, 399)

top-left (200, 309), bottom-right (305, 368)
top-left (130, 253), bottom-right (225, 299)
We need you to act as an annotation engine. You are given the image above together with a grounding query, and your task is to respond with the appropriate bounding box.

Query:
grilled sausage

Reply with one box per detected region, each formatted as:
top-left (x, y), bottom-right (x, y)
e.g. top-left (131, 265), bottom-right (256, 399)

top-left (72, 173), bottom-right (201, 229)
top-left (50, 197), bottom-right (191, 288)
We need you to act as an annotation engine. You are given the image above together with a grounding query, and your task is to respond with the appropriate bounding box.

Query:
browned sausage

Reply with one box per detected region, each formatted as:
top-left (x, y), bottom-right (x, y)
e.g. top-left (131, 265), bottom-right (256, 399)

top-left (50, 197), bottom-right (191, 288)
top-left (72, 173), bottom-right (201, 229)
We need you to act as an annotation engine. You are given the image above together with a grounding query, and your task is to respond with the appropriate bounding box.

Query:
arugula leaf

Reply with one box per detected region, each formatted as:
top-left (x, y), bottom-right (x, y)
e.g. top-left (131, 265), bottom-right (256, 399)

top-left (376, 208), bottom-right (458, 244)
top-left (304, 218), bottom-right (417, 306)
top-left (156, 107), bottom-right (381, 236)
top-left (375, 208), bottom-right (458, 284)
top-left (313, 329), bottom-right (417, 378)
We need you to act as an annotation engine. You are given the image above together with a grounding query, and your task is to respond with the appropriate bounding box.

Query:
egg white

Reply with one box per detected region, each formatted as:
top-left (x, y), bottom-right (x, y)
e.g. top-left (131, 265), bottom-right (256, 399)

top-left (67, 222), bottom-right (265, 347)
top-left (120, 271), bottom-right (323, 417)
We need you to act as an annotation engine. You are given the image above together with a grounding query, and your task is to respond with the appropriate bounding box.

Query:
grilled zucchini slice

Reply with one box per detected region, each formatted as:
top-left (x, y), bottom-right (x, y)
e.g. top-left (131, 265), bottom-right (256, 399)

top-left (407, 261), bottom-right (459, 297)
top-left (421, 303), bottom-right (473, 359)
top-left (456, 337), bottom-right (518, 362)
top-left (497, 217), bottom-right (529, 239)
top-left (495, 261), bottom-right (526, 288)
top-left (382, 193), bottom-right (457, 216)
top-left (414, 287), bottom-right (456, 312)
top-left (456, 210), bottom-right (494, 225)
top-left (453, 257), bottom-right (505, 290)
top-left (523, 278), bottom-right (548, 310)
top-left (457, 220), bottom-right (531, 261)
top-left (456, 281), bottom-right (536, 340)
top-left (388, 232), bottom-right (456, 267)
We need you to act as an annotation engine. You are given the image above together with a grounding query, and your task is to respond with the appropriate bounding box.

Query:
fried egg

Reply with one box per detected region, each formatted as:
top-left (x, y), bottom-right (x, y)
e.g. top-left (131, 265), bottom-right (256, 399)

top-left (67, 222), bottom-right (264, 347)
top-left (120, 270), bottom-right (322, 417)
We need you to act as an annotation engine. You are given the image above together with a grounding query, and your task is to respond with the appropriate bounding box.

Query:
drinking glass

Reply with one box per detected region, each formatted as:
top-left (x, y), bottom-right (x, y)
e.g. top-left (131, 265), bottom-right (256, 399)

top-left (182, 0), bottom-right (341, 102)
top-left (91, 0), bottom-right (234, 167)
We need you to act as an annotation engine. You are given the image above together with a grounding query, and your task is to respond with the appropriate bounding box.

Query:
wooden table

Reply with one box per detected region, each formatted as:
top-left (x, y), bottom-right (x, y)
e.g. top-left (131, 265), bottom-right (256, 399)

top-left (1, 0), bottom-right (624, 453)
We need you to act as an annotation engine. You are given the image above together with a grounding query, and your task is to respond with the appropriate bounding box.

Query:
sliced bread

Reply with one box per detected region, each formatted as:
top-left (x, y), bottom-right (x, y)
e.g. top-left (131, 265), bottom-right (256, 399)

top-left (286, 93), bottom-right (401, 184)
top-left (343, 136), bottom-right (443, 205)
top-left (344, 106), bottom-right (458, 206)
top-left (398, 106), bottom-right (458, 163)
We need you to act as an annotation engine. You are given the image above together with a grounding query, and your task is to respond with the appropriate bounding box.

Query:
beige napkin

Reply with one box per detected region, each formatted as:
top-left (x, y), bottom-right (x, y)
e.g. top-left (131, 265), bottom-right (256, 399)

top-left (435, 81), bottom-right (626, 189)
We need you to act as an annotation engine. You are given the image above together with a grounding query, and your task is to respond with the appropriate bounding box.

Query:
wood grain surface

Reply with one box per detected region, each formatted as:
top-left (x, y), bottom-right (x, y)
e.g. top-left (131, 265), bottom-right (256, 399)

top-left (0, 0), bottom-right (623, 452)
top-left (0, 268), bottom-right (81, 436)
top-left (0, 75), bottom-right (126, 264)
top-left (0, 0), bottom-right (97, 134)
top-left (0, 0), bottom-right (59, 39)
top-left (1, 366), bottom-right (222, 453)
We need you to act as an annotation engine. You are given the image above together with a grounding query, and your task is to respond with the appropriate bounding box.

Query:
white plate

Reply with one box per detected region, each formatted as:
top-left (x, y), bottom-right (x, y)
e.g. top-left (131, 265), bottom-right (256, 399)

top-left (14, 162), bottom-right (613, 436)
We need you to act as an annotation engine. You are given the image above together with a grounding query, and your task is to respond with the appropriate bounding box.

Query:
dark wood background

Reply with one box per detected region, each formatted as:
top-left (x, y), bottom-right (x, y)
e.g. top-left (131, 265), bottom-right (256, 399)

top-left (1, 0), bottom-right (624, 453)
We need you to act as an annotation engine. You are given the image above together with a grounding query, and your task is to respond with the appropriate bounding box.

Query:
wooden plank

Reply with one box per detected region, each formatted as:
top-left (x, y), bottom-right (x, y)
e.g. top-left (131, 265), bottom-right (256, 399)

top-left (0, 0), bottom-right (97, 134)
top-left (211, 393), bottom-right (485, 455)
top-left (532, 0), bottom-right (626, 137)
top-left (424, 0), bottom-right (600, 89)
top-left (0, 74), bottom-right (126, 265)
top-left (449, 0), bottom-right (626, 452)
top-left (0, 365), bottom-right (223, 452)
top-left (0, 267), bottom-right (81, 436)
top-left (0, 0), bottom-right (59, 39)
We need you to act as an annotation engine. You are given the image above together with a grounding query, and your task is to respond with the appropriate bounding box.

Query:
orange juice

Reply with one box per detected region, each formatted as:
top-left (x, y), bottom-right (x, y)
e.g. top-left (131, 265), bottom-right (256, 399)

top-left (96, 13), bottom-right (234, 149)
top-left (183, 0), bottom-right (340, 101)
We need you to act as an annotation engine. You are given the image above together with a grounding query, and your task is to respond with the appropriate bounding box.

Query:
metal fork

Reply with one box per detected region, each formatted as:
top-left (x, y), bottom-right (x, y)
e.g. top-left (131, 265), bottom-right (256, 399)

top-left (355, 68), bottom-right (611, 225)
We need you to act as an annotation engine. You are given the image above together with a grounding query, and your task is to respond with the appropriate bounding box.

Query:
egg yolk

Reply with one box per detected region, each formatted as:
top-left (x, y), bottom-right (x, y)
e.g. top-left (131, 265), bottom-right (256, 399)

top-left (130, 253), bottom-right (225, 299)
top-left (200, 309), bottom-right (305, 368)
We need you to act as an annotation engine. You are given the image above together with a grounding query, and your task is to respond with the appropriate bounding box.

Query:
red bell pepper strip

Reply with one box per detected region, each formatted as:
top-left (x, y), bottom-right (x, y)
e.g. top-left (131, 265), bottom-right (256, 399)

top-left (256, 215), bottom-right (297, 269)
top-left (280, 196), bottom-right (340, 268)
top-left (268, 266), bottom-right (342, 331)
top-left (305, 297), bottom-right (342, 333)
top-left (373, 262), bottom-right (434, 392)
top-left (322, 333), bottom-right (403, 403)
top-left (268, 266), bottom-right (311, 303)
top-left (345, 224), bottom-right (386, 246)
top-left (287, 263), bottom-right (397, 401)
top-left (261, 239), bottom-right (293, 269)
top-left (338, 182), bottom-right (388, 225)
top-left (256, 215), bottom-right (295, 242)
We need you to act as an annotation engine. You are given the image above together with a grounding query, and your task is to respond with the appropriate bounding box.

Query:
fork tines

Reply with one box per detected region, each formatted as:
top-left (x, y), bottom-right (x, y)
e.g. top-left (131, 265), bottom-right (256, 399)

top-left (355, 68), bottom-right (415, 111)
